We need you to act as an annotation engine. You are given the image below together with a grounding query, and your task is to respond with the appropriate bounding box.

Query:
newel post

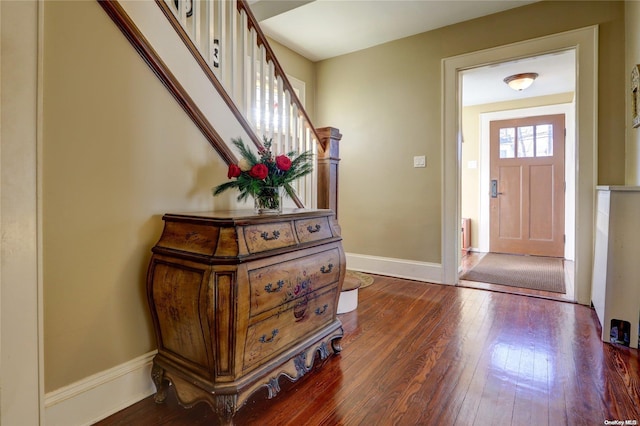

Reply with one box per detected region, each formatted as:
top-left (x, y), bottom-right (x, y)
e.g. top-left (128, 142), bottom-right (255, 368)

top-left (316, 127), bottom-right (342, 218)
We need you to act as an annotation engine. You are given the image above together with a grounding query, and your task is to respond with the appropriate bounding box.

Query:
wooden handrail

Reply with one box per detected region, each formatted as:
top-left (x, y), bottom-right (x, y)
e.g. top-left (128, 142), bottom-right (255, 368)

top-left (98, 0), bottom-right (237, 165)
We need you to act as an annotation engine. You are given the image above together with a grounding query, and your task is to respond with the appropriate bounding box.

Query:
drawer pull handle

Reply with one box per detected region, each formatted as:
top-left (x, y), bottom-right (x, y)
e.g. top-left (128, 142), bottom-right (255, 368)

top-left (260, 230), bottom-right (280, 241)
top-left (264, 280), bottom-right (284, 293)
top-left (320, 263), bottom-right (334, 274)
top-left (307, 224), bottom-right (322, 233)
top-left (259, 329), bottom-right (279, 343)
top-left (315, 304), bottom-right (328, 315)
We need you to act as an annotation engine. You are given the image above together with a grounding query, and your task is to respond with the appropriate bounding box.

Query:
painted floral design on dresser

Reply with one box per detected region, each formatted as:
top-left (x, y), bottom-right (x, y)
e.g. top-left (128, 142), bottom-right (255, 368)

top-left (247, 248), bottom-right (341, 317)
top-left (243, 286), bottom-right (340, 369)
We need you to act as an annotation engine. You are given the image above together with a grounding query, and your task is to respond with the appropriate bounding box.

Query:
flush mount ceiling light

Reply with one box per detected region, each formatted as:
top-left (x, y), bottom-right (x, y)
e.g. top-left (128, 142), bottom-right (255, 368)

top-left (503, 72), bottom-right (539, 91)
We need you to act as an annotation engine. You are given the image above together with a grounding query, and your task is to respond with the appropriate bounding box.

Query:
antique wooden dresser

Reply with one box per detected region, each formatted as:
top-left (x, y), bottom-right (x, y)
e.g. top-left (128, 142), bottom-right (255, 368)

top-left (146, 209), bottom-right (345, 424)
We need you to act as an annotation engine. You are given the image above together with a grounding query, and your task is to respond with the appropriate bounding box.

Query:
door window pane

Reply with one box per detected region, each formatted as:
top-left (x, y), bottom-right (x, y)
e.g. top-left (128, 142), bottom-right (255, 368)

top-left (517, 126), bottom-right (534, 158)
top-left (535, 124), bottom-right (553, 157)
top-left (499, 128), bottom-right (515, 158)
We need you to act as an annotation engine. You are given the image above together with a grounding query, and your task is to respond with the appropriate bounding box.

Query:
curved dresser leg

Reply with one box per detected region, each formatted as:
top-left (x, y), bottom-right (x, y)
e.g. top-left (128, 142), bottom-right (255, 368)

top-left (331, 336), bottom-right (343, 353)
top-left (151, 363), bottom-right (168, 404)
top-left (214, 394), bottom-right (238, 426)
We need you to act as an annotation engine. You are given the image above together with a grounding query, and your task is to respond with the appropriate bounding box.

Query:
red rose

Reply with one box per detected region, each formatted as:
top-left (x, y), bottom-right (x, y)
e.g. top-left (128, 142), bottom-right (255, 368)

top-left (249, 163), bottom-right (269, 180)
top-left (275, 155), bottom-right (292, 171)
top-left (227, 164), bottom-right (241, 179)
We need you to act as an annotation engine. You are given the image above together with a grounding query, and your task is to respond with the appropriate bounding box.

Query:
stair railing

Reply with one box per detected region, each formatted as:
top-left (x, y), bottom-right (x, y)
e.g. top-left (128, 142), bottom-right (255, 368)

top-left (157, 0), bottom-right (321, 209)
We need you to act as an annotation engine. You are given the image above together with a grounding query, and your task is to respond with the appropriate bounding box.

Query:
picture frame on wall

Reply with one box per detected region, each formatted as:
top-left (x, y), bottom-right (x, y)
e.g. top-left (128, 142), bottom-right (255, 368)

top-left (632, 65), bottom-right (640, 128)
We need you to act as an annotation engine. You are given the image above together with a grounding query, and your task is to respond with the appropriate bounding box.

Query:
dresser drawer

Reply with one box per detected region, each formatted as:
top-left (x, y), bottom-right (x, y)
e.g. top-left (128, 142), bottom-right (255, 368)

top-left (156, 221), bottom-right (220, 256)
top-left (294, 216), bottom-right (332, 243)
top-left (243, 287), bottom-right (337, 370)
top-left (243, 221), bottom-right (297, 254)
top-left (248, 247), bottom-right (341, 317)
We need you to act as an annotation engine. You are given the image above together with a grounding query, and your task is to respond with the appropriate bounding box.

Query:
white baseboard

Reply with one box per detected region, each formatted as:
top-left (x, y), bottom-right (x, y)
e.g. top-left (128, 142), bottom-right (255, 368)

top-left (346, 252), bottom-right (445, 284)
top-left (44, 351), bottom-right (157, 426)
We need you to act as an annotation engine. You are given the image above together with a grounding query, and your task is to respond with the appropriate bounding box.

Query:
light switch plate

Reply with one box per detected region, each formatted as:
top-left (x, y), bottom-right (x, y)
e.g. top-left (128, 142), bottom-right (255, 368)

top-left (413, 155), bottom-right (426, 168)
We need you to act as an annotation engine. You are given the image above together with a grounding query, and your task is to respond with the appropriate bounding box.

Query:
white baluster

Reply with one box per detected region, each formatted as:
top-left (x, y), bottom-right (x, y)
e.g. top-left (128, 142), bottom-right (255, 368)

top-left (277, 76), bottom-right (286, 153)
top-left (271, 75), bottom-right (281, 153)
top-left (291, 103), bottom-right (300, 156)
top-left (237, 9), bottom-right (248, 113)
top-left (306, 129), bottom-right (317, 208)
top-left (311, 137), bottom-right (318, 208)
top-left (283, 90), bottom-right (292, 154)
top-left (206, 1), bottom-right (215, 71)
top-left (248, 28), bottom-right (258, 128)
top-left (182, 0), bottom-right (190, 28)
top-left (258, 45), bottom-right (267, 136)
top-left (302, 128), bottom-right (309, 203)
top-left (176, 0), bottom-right (184, 21)
top-left (202, 0), bottom-right (211, 64)
top-left (266, 61), bottom-right (276, 141)
top-left (193, 0), bottom-right (201, 52)
top-left (228, 0), bottom-right (238, 99)
top-left (217, 0), bottom-right (226, 84)
top-left (271, 75), bottom-right (279, 151)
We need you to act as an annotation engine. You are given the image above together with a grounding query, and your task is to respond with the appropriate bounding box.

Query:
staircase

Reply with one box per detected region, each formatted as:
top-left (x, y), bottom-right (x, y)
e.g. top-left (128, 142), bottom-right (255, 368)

top-left (99, 0), bottom-right (340, 211)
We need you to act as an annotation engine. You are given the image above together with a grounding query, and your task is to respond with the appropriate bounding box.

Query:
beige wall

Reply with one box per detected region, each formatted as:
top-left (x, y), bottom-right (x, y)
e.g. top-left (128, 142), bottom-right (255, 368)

top-left (626, 1), bottom-right (640, 184)
top-left (461, 93), bottom-right (575, 248)
top-left (42, 1), bottom-right (230, 391)
top-left (316, 1), bottom-right (625, 264)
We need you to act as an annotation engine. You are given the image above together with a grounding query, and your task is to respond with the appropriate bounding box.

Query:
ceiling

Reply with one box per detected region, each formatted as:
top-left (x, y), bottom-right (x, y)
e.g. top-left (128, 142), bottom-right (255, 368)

top-left (249, 0), bottom-right (539, 62)
top-left (461, 49), bottom-right (575, 106)
top-left (248, 0), bottom-right (576, 105)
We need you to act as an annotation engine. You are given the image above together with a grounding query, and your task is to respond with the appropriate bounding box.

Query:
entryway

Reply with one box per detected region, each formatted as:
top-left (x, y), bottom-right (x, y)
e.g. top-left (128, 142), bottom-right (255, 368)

top-left (442, 26), bottom-right (597, 306)
top-left (456, 52), bottom-right (576, 302)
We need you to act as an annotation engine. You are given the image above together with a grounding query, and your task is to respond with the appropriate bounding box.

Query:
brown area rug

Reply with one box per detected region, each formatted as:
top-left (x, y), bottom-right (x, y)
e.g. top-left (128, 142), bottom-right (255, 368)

top-left (343, 270), bottom-right (375, 291)
top-left (460, 253), bottom-right (565, 293)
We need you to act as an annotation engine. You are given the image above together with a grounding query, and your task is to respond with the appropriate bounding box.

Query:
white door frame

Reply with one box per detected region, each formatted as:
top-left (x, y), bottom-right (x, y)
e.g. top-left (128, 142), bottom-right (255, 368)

top-left (0, 0), bottom-right (44, 424)
top-left (442, 26), bottom-right (598, 305)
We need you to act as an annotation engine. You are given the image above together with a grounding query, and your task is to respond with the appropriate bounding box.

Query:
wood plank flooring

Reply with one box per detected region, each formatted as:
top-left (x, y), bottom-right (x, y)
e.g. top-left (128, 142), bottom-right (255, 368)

top-left (95, 275), bottom-right (640, 425)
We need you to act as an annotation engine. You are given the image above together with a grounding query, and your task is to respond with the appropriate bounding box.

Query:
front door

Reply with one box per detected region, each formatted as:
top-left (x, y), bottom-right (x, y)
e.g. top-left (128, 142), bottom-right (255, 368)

top-left (489, 114), bottom-right (565, 257)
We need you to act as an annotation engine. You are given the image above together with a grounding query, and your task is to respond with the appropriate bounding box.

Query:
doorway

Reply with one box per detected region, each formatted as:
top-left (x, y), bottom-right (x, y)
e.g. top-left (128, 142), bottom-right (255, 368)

top-left (442, 26), bottom-right (598, 306)
top-left (457, 51), bottom-right (576, 300)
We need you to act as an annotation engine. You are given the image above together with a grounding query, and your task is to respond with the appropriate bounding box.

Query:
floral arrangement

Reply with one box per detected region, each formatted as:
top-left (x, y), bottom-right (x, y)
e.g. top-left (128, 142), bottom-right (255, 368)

top-left (213, 137), bottom-right (313, 212)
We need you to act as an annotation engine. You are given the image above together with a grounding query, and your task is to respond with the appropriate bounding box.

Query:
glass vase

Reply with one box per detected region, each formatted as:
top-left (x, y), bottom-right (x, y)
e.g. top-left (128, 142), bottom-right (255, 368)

top-left (254, 186), bottom-right (283, 214)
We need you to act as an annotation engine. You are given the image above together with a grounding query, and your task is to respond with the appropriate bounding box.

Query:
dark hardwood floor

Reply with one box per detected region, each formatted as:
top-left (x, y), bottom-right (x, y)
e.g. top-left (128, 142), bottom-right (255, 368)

top-left (96, 275), bottom-right (640, 425)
